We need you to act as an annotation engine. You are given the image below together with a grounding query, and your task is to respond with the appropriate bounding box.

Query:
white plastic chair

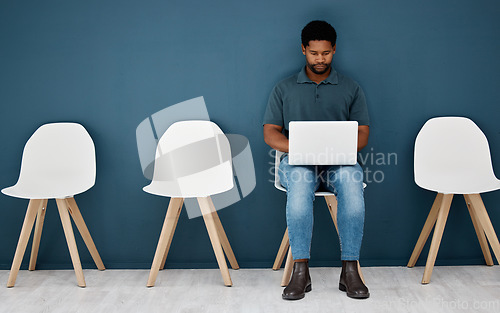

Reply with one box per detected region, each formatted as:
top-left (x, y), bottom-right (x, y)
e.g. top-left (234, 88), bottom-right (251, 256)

top-left (271, 150), bottom-right (365, 286)
top-left (144, 120), bottom-right (239, 287)
top-left (407, 117), bottom-right (500, 283)
top-left (2, 123), bottom-right (105, 287)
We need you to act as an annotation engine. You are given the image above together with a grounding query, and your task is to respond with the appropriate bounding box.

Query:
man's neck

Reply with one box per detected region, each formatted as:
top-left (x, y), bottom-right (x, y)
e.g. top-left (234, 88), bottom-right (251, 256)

top-left (305, 66), bottom-right (331, 84)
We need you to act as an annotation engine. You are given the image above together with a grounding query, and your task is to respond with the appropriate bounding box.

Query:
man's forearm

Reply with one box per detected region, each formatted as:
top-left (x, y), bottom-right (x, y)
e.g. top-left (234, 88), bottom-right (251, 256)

top-left (263, 124), bottom-right (289, 152)
top-left (357, 125), bottom-right (370, 151)
top-left (267, 133), bottom-right (289, 152)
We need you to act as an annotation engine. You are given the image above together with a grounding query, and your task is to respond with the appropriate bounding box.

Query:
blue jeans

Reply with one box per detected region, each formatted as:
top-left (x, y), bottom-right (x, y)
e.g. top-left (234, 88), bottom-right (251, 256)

top-left (278, 155), bottom-right (365, 261)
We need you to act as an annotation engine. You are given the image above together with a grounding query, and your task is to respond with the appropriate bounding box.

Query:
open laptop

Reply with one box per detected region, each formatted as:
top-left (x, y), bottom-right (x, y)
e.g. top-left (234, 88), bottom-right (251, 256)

top-left (288, 121), bottom-right (358, 165)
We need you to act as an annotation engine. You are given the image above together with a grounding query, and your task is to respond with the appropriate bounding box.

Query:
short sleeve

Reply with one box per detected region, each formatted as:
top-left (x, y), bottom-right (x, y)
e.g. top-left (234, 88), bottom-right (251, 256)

top-left (349, 85), bottom-right (370, 126)
top-left (262, 85), bottom-right (284, 127)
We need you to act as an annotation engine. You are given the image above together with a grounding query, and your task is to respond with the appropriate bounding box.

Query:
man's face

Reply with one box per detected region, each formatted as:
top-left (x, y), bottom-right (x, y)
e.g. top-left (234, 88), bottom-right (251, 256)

top-left (302, 40), bottom-right (336, 75)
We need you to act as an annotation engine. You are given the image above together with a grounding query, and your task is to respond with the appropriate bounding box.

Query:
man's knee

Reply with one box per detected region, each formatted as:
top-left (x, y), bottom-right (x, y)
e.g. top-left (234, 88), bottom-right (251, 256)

top-left (340, 165), bottom-right (364, 182)
top-left (286, 201), bottom-right (313, 218)
top-left (327, 165), bottom-right (364, 190)
top-left (285, 167), bottom-right (317, 186)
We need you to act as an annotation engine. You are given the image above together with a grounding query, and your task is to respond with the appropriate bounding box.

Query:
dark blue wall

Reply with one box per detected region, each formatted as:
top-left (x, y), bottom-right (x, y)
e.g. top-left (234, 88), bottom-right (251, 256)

top-left (1, 0), bottom-right (499, 269)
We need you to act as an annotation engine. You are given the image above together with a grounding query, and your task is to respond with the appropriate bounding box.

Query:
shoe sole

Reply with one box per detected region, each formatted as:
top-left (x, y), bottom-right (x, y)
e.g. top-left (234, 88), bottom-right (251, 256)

top-left (282, 284), bottom-right (312, 300)
top-left (339, 283), bottom-right (370, 299)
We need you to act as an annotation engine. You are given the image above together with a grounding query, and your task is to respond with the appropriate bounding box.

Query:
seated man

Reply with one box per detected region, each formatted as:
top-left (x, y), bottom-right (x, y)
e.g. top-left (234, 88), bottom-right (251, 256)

top-left (263, 20), bottom-right (370, 300)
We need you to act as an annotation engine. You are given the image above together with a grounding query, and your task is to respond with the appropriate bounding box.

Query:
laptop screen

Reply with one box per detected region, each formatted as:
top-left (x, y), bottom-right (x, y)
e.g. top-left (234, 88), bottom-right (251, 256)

top-left (288, 121), bottom-right (358, 165)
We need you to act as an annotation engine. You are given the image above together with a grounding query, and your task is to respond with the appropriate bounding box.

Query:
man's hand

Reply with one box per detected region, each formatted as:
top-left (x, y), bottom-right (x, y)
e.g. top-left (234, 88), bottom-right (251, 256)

top-left (264, 123), bottom-right (369, 152)
top-left (263, 124), bottom-right (289, 152)
top-left (358, 125), bottom-right (369, 151)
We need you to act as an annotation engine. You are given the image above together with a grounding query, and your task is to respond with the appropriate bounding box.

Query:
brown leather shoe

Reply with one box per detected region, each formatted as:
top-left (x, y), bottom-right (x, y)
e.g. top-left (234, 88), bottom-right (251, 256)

top-left (339, 260), bottom-right (370, 299)
top-left (282, 261), bottom-right (312, 300)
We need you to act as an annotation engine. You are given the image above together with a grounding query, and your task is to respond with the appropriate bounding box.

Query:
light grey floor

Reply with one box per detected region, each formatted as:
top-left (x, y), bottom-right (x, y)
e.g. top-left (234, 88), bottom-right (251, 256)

top-left (0, 266), bottom-right (499, 313)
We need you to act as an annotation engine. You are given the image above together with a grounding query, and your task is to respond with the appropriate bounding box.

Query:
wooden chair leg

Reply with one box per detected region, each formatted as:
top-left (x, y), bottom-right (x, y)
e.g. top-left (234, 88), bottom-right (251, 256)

top-left (466, 194), bottom-right (500, 264)
top-left (198, 196), bottom-right (232, 286)
top-left (407, 193), bottom-right (444, 267)
top-left (356, 262), bottom-right (366, 284)
top-left (29, 199), bottom-right (48, 271)
top-left (7, 199), bottom-right (42, 287)
top-left (463, 194), bottom-right (494, 265)
top-left (273, 228), bottom-right (289, 270)
top-left (324, 196), bottom-right (339, 233)
top-left (65, 198), bottom-right (105, 270)
top-left (55, 198), bottom-right (86, 287)
top-left (281, 247), bottom-right (293, 286)
top-left (422, 194), bottom-right (453, 284)
top-left (147, 197), bottom-right (183, 287)
top-left (160, 198), bottom-right (184, 270)
top-left (207, 197), bottom-right (239, 270)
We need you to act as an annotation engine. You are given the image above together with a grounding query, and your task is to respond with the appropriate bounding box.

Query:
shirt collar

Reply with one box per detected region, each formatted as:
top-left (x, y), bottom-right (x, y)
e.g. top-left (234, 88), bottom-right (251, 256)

top-left (296, 66), bottom-right (339, 85)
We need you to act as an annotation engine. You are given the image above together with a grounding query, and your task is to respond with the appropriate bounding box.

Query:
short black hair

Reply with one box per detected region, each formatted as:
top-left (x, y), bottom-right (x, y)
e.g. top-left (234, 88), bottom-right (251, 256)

top-left (301, 20), bottom-right (337, 47)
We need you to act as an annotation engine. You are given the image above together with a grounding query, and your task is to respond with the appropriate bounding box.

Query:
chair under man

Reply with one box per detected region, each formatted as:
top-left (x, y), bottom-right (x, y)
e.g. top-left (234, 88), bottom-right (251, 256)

top-left (408, 117), bottom-right (500, 283)
top-left (2, 123), bottom-right (105, 287)
top-left (144, 120), bottom-right (239, 287)
top-left (271, 150), bottom-right (365, 286)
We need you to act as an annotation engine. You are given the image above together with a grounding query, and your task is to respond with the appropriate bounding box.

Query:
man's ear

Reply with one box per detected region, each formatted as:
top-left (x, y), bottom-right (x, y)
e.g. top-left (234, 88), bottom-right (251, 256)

top-left (301, 44), bottom-right (306, 55)
top-left (333, 44), bottom-right (336, 54)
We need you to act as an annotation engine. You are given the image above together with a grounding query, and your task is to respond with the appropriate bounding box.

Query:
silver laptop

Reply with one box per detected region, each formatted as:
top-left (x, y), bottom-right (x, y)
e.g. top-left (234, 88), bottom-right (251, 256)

top-left (288, 121), bottom-right (358, 165)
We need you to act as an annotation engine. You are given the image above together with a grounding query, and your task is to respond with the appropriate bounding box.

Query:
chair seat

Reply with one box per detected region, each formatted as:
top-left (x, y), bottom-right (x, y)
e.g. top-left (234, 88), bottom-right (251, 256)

top-left (144, 159), bottom-right (233, 198)
top-left (275, 183), bottom-right (337, 196)
top-left (420, 176), bottom-right (500, 195)
top-left (275, 182), bottom-right (367, 196)
top-left (2, 181), bottom-right (90, 199)
top-left (143, 177), bottom-right (233, 198)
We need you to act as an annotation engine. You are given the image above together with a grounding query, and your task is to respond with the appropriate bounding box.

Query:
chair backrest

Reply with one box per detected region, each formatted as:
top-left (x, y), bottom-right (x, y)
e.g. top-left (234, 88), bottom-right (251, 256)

top-left (16, 123), bottom-right (96, 196)
top-left (414, 116), bottom-right (499, 194)
top-left (144, 120), bottom-right (233, 197)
